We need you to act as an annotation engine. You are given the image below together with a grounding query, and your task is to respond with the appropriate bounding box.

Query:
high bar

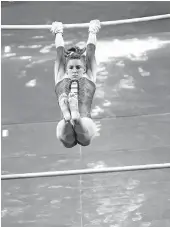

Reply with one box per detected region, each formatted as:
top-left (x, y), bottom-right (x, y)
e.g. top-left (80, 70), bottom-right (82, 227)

top-left (1, 163), bottom-right (170, 180)
top-left (1, 14), bottom-right (170, 30)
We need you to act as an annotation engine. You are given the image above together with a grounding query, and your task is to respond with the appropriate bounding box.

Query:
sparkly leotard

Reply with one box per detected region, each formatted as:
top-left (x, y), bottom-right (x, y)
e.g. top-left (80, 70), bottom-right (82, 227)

top-left (55, 77), bottom-right (96, 118)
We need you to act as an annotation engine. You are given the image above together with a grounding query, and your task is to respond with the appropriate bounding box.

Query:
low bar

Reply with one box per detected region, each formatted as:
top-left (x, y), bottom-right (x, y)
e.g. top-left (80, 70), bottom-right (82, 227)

top-left (1, 163), bottom-right (170, 180)
top-left (1, 14), bottom-right (170, 30)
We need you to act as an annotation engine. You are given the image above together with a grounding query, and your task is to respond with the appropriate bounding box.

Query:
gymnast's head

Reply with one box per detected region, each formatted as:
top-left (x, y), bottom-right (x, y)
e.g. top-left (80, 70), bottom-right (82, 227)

top-left (65, 46), bottom-right (86, 78)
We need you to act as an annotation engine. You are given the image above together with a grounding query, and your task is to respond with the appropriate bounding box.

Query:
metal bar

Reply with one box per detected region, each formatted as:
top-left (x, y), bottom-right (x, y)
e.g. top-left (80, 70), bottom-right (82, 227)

top-left (1, 163), bottom-right (170, 180)
top-left (1, 14), bottom-right (170, 29)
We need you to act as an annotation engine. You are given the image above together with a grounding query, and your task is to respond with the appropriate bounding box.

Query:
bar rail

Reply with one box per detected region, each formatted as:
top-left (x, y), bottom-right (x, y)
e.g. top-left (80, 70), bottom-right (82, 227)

top-left (1, 163), bottom-right (170, 180)
top-left (1, 14), bottom-right (170, 29)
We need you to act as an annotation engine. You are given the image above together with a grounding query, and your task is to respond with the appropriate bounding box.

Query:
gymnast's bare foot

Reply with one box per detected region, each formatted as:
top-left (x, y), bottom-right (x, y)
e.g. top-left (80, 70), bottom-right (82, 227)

top-left (68, 92), bottom-right (80, 121)
top-left (59, 93), bottom-right (71, 121)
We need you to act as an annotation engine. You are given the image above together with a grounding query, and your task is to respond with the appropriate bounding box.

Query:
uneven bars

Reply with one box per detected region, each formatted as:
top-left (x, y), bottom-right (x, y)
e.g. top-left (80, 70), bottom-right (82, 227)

top-left (1, 14), bottom-right (170, 29)
top-left (1, 163), bottom-right (170, 180)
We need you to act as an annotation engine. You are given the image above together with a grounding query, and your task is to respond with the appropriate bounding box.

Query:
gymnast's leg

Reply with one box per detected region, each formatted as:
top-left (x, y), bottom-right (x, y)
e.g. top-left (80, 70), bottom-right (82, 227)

top-left (56, 119), bottom-right (77, 148)
top-left (56, 94), bottom-right (77, 148)
top-left (73, 117), bottom-right (97, 146)
top-left (68, 93), bottom-right (97, 146)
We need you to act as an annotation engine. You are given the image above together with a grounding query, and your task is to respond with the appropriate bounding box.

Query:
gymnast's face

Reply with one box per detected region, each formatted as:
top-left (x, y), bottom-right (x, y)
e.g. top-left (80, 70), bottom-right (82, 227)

top-left (66, 59), bottom-right (86, 79)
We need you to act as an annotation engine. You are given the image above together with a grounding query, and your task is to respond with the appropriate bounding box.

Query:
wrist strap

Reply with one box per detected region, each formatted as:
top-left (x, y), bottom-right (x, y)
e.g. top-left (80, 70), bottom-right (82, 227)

top-left (55, 31), bottom-right (63, 36)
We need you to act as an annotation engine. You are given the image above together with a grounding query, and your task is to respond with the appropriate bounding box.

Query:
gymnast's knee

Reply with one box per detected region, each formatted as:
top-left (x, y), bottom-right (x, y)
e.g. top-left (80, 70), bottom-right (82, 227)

top-left (60, 138), bottom-right (77, 148)
top-left (56, 120), bottom-right (77, 148)
top-left (77, 138), bottom-right (91, 147)
top-left (56, 128), bottom-right (77, 148)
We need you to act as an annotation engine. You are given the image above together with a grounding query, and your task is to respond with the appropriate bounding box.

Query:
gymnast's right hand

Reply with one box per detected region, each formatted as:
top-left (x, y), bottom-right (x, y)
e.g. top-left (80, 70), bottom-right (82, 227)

top-left (50, 21), bottom-right (64, 34)
top-left (89, 19), bottom-right (101, 34)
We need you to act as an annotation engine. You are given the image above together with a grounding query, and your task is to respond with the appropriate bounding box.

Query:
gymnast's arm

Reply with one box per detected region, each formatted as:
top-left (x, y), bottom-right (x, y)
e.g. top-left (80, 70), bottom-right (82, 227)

top-left (51, 22), bottom-right (65, 85)
top-left (86, 20), bottom-right (101, 83)
top-left (86, 32), bottom-right (97, 84)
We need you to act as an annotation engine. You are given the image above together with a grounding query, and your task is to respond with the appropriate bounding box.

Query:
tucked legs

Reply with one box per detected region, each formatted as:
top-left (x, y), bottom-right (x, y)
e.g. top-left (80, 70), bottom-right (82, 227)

top-left (73, 117), bottom-right (97, 146)
top-left (56, 119), bottom-right (77, 148)
top-left (56, 88), bottom-right (96, 148)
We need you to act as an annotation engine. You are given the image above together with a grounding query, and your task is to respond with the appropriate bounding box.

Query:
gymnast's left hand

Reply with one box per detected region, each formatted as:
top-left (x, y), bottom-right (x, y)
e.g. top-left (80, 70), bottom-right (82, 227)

top-left (50, 21), bottom-right (64, 34)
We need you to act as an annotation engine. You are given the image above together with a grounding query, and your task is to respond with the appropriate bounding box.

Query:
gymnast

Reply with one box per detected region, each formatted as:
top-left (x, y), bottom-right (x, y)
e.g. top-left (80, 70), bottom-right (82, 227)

top-left (51, 20), bottom-right (101, 148)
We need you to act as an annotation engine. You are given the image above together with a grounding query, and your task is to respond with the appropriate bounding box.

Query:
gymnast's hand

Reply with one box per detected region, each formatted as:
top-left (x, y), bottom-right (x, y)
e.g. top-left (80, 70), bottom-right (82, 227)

top-left (89, 20), bottom-right (101, 34)
top-left (50, 21), bottom-right (64, 34)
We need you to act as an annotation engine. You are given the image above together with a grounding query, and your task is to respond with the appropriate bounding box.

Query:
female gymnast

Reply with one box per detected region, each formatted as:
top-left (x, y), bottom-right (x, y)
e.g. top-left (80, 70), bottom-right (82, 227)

top-left (51, 20), bottom-right (101, 148)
